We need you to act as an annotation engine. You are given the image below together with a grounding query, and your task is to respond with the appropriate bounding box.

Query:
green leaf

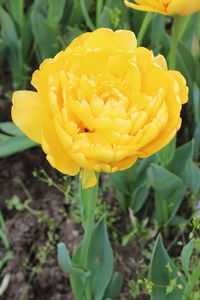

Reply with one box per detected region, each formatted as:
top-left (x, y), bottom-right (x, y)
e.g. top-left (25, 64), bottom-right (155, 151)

top-left (130, 182), bottom-right (150, 213)
top-left (185, 160), bottom-right (200, 194)
top-left (150, 234), bottom-right (184, 300)
top-left (0, 135), bottom-right (38, 157)
top-left (104, 272), bottom-right (123, 299)
top-left (31, 10), bottom-right (60, 61)
top-left (7, 0), bottom-right (24, 31)
top-left (168, 140), bottom-right (194, 179)
top-left (0, 7), bottom-right (25, 87)
top-left (0, 133), bottom-right (10, 143)
top-left (87, 217), bottom-right (113, 300)
top-left (183, 263), bottom-right (200, 300)
top-left (0, 228), bottom-right (9, 248)
top-left (47, 0), bottom-right (66, 24)
top-left (0, 7), bottom-right (19, 48)
top-left (0, 250), bottom-right (14, 271)
top-left (193, 84), bottom-right (200, 126)
top-left (177, 42), bottom-right (196, 88)
top-left (156, 138), bottom-right (176, 167)
top-left (181, 239), bottom-right (195, 278)
top-left (182, 264), bottom-right (200, 300)
top-left (57, 243), bottom-right (89, 276)
top-left (147, 164), bottom-right (185, 224)
top-left (0, 122), bottom-right (23, 136)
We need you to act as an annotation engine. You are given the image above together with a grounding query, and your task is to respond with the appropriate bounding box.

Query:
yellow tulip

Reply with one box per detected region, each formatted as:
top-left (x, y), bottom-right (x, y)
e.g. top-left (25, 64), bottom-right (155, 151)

top-left (12, 28), bottom-right (188, 188)
top-left (124, 0), bottom-right (200, 16)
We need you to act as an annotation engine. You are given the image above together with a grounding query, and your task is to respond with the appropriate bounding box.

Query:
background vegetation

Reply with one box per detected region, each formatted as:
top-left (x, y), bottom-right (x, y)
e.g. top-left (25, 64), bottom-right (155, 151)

top-left (0, 0), bottom-right (200, 299)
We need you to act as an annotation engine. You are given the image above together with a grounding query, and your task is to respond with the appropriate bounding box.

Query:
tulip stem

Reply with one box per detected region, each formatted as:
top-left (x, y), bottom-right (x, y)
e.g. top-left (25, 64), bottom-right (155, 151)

top-left (168, 16), bottom-right (182, 70)
top-left (79, 174), bottom-right (99, 299)
top-left (137, 12), bottom-right (153, 46)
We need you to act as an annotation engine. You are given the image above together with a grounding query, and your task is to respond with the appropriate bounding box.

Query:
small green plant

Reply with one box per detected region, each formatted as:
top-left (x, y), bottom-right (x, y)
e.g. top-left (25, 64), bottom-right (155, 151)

top-left (0, 212), bottom-right (14, 271)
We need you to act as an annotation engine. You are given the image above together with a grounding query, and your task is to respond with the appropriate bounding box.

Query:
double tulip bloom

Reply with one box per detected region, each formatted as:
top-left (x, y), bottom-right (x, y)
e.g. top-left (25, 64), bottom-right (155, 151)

top-left (12, 29), bottom-right (188, 187)
top-left (125, 0), bottom-right (200, 16)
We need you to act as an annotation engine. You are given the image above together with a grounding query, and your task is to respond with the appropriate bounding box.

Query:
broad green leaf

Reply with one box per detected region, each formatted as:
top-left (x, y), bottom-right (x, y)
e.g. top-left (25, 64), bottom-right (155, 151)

top-left (0, 38), bottom-right (6, 62)
top-left (48, 0), bottom-right (66, 24)
top-left (149, 14), bottom-right (165, 54)
top-left (31, 10), bottom-right (60, 61)
top-left (181, 239), bottom-right (195, 278)
top-left (156, 138), bottom-right (176, 167)
top-left (0, 7), bottom-right (24, 87)
top-left (7, 0), bottom-right (24, 31)
top-left (57, 243), bottom-right (89, 276)
top-left (87, 217), bottom-right (113, 300)
top-left (104, 272), bottom-right (123, 299)
top-left (0, 135), bottom-right (38, 157)
top-left (131, 182), bottom-right (150, 213)
top-left (21, 9), bottom-right (33, 60)
top-left (180, 13), bottom-right (199, 48)
top-left (0, 7), bottom-right (19, 48)
top-left (0, 122), bottom-right (23, 136)
top-left (65, 0), bottom-right (83, 26)
top-left (168, 140), bottom-right (194, 179)
top-left (0, 133), bottom-right (10, 143)
top-left (177, 42), bottom-right (196, 88)
top-left (185, 160), bottom-right (200, 194)
top-left (150, 235), bottom-right (183, 300)
top-left (147, 164), bottom-right (185, 224)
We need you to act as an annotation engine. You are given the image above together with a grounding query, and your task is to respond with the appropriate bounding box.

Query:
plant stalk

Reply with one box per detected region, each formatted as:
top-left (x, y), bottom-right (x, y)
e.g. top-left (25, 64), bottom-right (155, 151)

top-left (168, 15), bottom-right (182, 70)
top-left (79, 174), bottom-right (99, 299)
top-left (137, 12), bottom-right (153, 46)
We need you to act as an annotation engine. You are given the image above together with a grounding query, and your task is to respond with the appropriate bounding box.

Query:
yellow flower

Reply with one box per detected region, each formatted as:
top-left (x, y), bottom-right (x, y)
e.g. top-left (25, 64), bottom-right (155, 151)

top-left (124, 0), bottom-right (200, 16)
top-left (12, 28), bottom-right (188, 188)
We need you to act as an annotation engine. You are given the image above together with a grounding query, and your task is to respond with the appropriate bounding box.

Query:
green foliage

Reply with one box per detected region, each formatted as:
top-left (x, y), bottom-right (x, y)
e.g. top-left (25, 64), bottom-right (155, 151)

top-left (0, 122), bottom-right (37, 157)
top-left (150, 235), bottom-right (184, 299)
top-left (58, 217), bottom-right (117, 300)
top-left (0, 212), bottom-right (14, 271)
top-left (148, 164), bottom-right (186, 225)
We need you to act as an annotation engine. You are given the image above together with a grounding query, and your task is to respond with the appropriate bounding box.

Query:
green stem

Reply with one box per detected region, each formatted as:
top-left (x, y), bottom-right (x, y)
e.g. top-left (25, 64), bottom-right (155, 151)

top-left (96, 0), bottom-right (103, 28)
top-left (79, 174), bottom-right (99, 299)
top-left (137, 12), bottom-right (153, 47)
top-left (168, 15), bottom-right (182, 70)
top-left (80, 0), bottom-right (95, 31)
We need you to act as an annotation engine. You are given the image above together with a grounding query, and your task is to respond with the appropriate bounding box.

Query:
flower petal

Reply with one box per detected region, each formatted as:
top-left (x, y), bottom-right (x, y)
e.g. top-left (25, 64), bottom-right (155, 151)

top-left (12, 91), bottom-right (47, 143)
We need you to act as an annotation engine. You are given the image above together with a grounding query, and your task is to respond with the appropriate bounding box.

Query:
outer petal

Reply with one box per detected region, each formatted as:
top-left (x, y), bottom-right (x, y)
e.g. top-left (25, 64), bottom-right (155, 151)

top-left (83, 28), bottom-right (137, 51)
top-left (167, 0), bottom-right (200, 16)
top-left (41, 116), bottom-right (80, 176)
top-left (169, 71), bottom-right (188, 104)
top-left (12, 91), bottom-right (47, 143)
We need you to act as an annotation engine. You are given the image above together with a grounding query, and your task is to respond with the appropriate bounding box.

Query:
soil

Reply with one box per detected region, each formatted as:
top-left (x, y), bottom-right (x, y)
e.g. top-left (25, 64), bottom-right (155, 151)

top-left (0, 99), bottom-right (149, 300)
